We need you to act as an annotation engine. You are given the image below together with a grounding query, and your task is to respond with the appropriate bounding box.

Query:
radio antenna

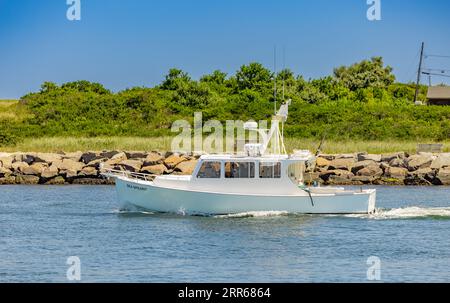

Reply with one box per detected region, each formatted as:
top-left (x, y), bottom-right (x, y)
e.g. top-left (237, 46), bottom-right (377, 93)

top-left (282, 46), bottom-right (286, 101)
top-left (273, 45), bottom-right (277, 115)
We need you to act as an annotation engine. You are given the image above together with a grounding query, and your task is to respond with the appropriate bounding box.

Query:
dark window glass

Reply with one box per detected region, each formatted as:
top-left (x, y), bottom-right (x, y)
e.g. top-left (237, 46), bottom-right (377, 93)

top-left (225, 162), bottom-right (255, 178)
top-left (197, 162), bottom-right (221, 178)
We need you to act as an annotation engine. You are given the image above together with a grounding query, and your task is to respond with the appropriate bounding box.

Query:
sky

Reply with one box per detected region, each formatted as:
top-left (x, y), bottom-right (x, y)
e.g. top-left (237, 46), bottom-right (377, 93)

top-left (0, 0), bottom-right (450, 99)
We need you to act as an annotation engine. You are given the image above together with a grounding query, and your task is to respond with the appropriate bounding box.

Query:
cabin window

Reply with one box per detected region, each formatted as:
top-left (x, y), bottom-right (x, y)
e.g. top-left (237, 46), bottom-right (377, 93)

top-left (259, 162), bottom-right (281, 178)
top-left (225, 162), bottom-right (255, 178)
top-left (196, 161), bottom-right (222, 179)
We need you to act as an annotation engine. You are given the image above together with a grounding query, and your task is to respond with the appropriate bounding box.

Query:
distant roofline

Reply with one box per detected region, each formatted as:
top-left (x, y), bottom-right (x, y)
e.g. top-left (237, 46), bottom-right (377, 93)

top-left (427, 86), bottom-right (450, 99)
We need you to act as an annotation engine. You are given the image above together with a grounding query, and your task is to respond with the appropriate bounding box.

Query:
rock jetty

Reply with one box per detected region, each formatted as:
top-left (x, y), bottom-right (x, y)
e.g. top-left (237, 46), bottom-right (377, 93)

top-left (0, 151), bottom-right (449, 186)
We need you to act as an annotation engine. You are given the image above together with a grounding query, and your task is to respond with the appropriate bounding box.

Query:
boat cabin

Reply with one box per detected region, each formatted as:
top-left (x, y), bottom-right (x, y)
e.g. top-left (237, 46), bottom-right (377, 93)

top-left (152, 153), bottom-right (313, 196)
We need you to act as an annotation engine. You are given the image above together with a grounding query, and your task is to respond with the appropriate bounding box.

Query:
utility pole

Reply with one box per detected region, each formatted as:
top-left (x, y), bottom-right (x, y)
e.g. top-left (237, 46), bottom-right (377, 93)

top-left (414, 42), bottom-right (425, 103)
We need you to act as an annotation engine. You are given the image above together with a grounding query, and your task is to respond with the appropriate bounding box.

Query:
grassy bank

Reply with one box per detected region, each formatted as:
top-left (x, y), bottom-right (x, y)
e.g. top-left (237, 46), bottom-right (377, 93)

top-left (0, 136), bottom-right (448, 154)
top-left (0, 100), bottom-right (18, 119)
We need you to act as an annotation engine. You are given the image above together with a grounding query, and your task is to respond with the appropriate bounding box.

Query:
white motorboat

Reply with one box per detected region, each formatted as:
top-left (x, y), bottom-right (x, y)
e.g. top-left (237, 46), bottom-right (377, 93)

top-left (102, 101), bottom-right (376, 215)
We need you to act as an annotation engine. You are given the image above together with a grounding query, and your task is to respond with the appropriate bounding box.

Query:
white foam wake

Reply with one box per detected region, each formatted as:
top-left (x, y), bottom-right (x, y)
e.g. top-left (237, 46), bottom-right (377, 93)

top-left (345, 207), bottom-right (450, 220)
top-left (215, 211), bottom-right (289, 218)
top-left (112, 208), bottom-right (155, 215)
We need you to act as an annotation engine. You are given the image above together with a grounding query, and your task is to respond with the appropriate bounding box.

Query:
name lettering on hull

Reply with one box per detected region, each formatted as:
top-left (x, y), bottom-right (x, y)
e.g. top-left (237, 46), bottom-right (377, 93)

top-left (126, 184), bottom-right (147, 191)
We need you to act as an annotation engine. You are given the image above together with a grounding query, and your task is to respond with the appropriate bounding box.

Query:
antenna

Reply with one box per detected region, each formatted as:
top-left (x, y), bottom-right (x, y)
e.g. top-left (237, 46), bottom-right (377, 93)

top-left (273, 45), bottom-right (277, 115)
top-left (282, 46), bottom-right (286, 101)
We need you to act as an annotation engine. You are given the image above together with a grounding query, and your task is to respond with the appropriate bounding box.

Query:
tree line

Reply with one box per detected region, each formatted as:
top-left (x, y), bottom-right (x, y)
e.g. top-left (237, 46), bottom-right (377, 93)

top-left (1, 57), bottom-right (449, 146)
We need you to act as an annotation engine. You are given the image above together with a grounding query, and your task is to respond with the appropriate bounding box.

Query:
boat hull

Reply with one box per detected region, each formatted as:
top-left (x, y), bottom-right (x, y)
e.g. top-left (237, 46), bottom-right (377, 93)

top-left (115, 177), bottom-right (376, 215)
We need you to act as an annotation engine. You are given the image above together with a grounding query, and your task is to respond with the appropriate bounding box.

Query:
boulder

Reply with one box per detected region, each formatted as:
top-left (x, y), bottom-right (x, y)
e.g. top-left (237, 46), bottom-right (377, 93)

top-left (351, 160), bottom-right (377, 174)
top-left (414, 167), bottom-right (434, 176)
top-left (41, 166), bottom-right (59, 179)
top-left (45, 176), bottom-right (66, 185)
top-left (0, 156), bottom-right (13, 169)
top-left (379, 162), bottom-right (390, 171)
top-left (141, 164), bottom-right (168, 175)
top-left (62, 169), bottom-right (78, 179)
top-left (381, 152), bottom-right (405, 163)
top-left (111, 151), bottom-right (127, 160)
top-left (164, 154), bottom-right (187, 169)
top-left (33, 153), bottom-right (63, 164)
top-left (351, 176), bottom-right (377, 184)
top-left (317, 154), bottom-right (335, 161)
top-left (118, 159), bottom-right (143, 172)
top-left (315, 157), bottom-right (331, 167)
top-left (11, 161), bottom-right (29, 173)
top-left (356, 165), bottom-right (383, 178)
top-left (143, 152), bottom-right (164, 166)
top-left (56, 159), bottom-right (85, 172)
top-left (125, 152), bottom-right (147, 159)
top-left (78, 166), bottom-right (98, 177)
top-left (404, 174), bottom-right (432, 186)
top-left (174, 160), bottom-right (198, 175)
top-left (406, 154), bottom-right (434, 171)
top-left (85, 158), bottom-right (107, 168)
top-left (430, 154), bottom-right (450, 169)
top-left (328, 175), bottom-right (360, 185)
top-left (13, 153), bottom-right (35, 165)
top-left (389, 158), bottom-right (406, 168)
top-left (384, 167), bottom-right (408, 179)
top-left (335, 153), bottom-right (356, 160)
top-left (15, 175), bottom-right (40, 185)
top-left (80, 152), bottom-right (102, 164)
top-left (105, 152), bottom-right (127, 165)
top-left (22, 163), bottom-right (47, 176)
top-left (0, 167), bottom-right (12, 177)
top-left (62, 151), bottom-right (83, 162)
top-left (319, 169), bottom-right (354, 182)
top-left (0, 175), bottom-right (16, 185)
top-left (358, 154), bottom-right (382, 162)
top-left (328, 158), bottom-right (356, 171)
top-left (404, 166), bottom-right (437, 185)
top-left (164, 151), bottom-right (174, 158)
top-left (436, 168), bottom-right (450, 185)
top-left (100, 151), bottom-right (120, 159)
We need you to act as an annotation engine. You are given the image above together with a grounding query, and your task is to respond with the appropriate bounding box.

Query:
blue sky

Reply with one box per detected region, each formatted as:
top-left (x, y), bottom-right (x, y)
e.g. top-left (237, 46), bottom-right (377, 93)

top-left (0, 0), bottom-right (449, 98)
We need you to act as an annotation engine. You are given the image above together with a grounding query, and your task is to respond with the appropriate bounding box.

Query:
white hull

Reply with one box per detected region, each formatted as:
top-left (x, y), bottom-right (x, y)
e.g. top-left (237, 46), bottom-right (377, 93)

top-left (115, 177), bottom-right (377, 215)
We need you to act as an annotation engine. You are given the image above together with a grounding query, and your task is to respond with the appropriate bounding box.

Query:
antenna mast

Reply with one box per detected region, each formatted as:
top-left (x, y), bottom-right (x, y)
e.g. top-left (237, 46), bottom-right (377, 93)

top-left (282, 46), bottom-right (286, 101)
top-left (274, 46), bottom-right (277, 115)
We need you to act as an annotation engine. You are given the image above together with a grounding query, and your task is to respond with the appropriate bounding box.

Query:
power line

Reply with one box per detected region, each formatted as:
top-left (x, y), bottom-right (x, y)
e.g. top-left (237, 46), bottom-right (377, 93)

top-left (425, 54), bottom-right (450, 59)
top-left (406, 46), bottom-right (423, 83)
top-left (422, 72), bottom-right (450, 79)
top-left (423, 68), bottom-right (450, 73)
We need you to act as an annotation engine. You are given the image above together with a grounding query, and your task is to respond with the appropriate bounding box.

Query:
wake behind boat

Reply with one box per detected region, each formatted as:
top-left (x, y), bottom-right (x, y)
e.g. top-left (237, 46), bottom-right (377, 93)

top-left (102, 101), bottom-right (376, 215)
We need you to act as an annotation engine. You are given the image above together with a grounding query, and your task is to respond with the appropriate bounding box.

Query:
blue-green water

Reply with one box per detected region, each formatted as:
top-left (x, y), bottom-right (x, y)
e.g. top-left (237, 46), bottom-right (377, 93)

top-left (0, 186), bottom-right (449, 282)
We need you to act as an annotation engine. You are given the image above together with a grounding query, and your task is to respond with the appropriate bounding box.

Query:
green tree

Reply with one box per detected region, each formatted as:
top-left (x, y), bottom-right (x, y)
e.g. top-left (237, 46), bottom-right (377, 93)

top-left (61, 81), bottom-right (111, 95)
top-left (235, 62), bottom-right (272, 90)
top-left (40, 82), bottom-right (59, 93)
top-left (200, 70), bottom-right (227, 85)
top-left (333, 57), bottom-right (395, 91)
top-left (161, 68), bottom-right (191, 90)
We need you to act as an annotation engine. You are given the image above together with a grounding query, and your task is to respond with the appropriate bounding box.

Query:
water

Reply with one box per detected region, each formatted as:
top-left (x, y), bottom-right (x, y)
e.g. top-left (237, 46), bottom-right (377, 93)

top-left (0, 185), bottom-right (449, 282)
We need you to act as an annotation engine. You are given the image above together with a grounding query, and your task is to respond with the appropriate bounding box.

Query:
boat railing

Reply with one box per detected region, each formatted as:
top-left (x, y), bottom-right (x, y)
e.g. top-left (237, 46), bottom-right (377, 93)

top-left (100, 165), bottom-right (157, 182)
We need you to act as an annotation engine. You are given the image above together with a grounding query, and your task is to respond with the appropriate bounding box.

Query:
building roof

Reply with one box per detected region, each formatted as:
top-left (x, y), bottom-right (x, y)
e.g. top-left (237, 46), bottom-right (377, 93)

top-left (427, 86), bottom-right (450, 99)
